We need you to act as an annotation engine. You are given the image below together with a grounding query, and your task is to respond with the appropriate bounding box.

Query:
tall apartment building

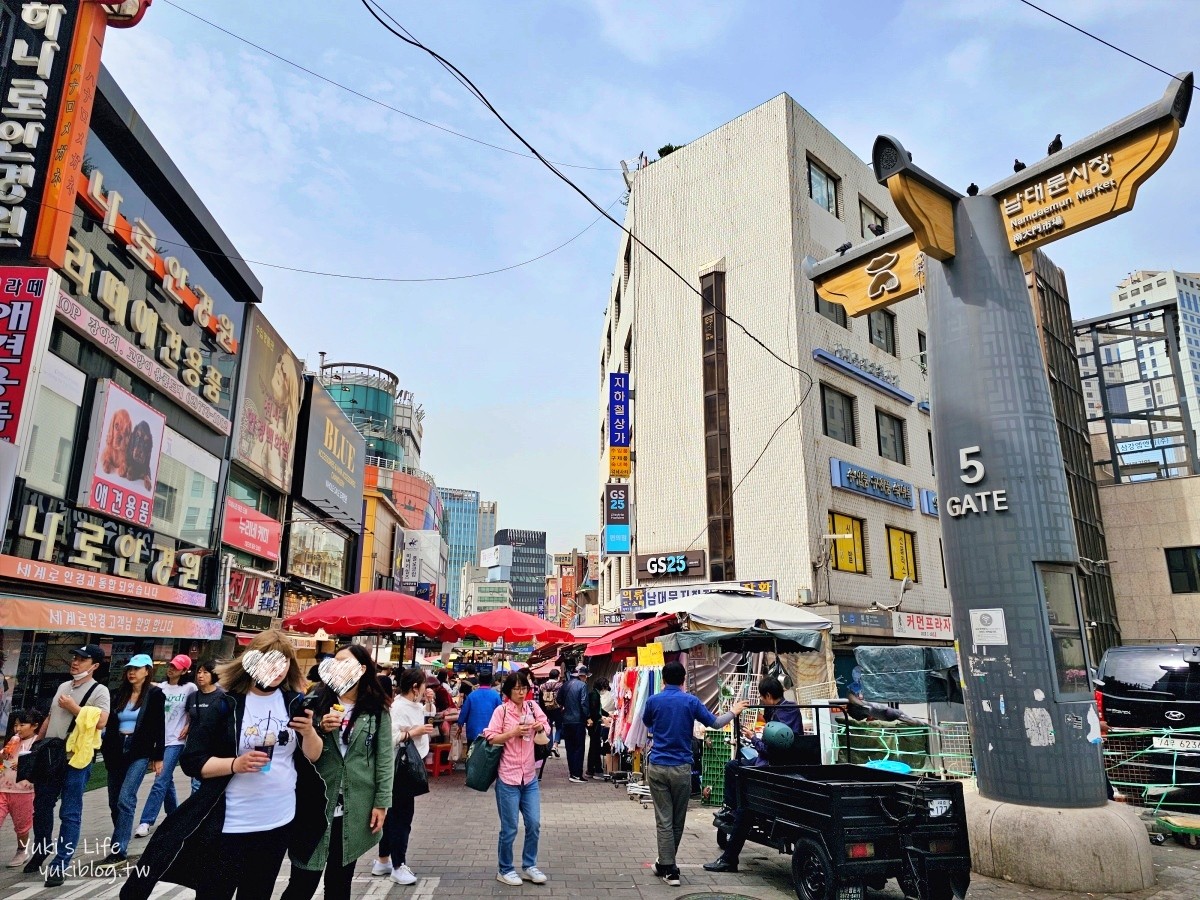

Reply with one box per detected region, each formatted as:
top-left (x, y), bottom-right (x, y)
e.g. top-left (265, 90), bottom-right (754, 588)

top-left (437, 487), bottom-right (480, 618)
top-left (598, 95), bottom-right (950, 651)
top-left (493, 529), bottom-right (548, 615)
top-left (477, 500), bottom-right (499, 556)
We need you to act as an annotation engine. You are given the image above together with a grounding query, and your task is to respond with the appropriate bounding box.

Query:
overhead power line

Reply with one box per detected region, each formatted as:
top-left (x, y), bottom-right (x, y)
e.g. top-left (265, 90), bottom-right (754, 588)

top-left (160, 0), bottom-right (620, 171)
top-left (358, 0), bottom-right (811, 382)
top-left (1016, 0), bottom-right (1198, 92)
top-left (21, 190), bottom-right (620, 282)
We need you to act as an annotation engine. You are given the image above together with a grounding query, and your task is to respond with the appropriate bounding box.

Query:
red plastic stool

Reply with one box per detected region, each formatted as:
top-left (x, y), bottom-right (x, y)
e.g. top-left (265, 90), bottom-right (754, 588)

top-left (425, 743), bottom-right (453, 778)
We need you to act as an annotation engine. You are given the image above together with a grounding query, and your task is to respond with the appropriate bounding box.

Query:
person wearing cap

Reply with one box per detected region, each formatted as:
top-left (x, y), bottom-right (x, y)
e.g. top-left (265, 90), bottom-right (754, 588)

top-left (135, 653), bottom-right (197, 838)
top-left (28, 644), bottom-right (111, 886)
top-left (99, 654), bottom-right (166, 868)
top-left (559, 666), bottom-right (590, 783)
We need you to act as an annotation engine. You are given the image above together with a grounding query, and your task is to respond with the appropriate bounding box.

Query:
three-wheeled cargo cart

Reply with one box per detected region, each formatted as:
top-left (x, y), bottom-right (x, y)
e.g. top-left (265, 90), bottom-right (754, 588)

top-left (717, 763), bottom-right (971, 900)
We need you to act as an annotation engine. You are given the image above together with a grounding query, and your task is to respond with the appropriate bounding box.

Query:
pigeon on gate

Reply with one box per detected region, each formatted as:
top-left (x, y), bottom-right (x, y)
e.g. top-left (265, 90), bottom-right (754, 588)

top-left (967, 183), bottom-right (979, 196)
top-left (1013, 159), bottom-right (1027, 172)
top-left (1047, 133), bottom-right (1063, 154)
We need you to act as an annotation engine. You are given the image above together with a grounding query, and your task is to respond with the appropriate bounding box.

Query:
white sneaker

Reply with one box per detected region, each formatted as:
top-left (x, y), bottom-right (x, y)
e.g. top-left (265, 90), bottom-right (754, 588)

top-left (496, 871), bottom-right (523, 886)
top-left (391, 864), bottom-right (417, 885)
top-left (523, 866), bottom-right (548, 884)
top-left (371, 859), bottom-right (394, 876)
top-left (134, 823), bottom-right (151, 838)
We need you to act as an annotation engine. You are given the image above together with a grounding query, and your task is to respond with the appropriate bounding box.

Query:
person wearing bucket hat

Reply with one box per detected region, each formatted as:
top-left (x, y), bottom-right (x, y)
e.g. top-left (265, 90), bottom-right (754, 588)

top-left (99, 654), bottom-right (166, 868)
top-left (135, 654), bottom-right (197, 838)
top-left (29, 645), bottom-right (111, 886)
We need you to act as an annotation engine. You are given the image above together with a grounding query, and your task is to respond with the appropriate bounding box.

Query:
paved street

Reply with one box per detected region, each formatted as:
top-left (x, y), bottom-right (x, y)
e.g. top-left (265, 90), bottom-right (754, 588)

top-left (2, 755), bottom-right (1200, 899)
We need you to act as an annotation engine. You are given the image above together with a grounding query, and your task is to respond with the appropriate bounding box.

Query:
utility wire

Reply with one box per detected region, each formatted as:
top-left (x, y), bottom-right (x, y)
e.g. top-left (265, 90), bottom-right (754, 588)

top-left (1016, 0), bottom-right (1198, 91)
top-left (28, 189), bottom-right (620, 282)
top-left (359, 0), bottom-right (809, 381)
top-left (159, 0), bottom-right (619, 171)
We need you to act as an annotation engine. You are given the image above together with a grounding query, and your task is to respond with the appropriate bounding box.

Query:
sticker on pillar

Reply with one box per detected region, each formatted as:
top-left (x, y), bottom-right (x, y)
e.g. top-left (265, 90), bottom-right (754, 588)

top-left (969, 608), bottom-right (1008, 646)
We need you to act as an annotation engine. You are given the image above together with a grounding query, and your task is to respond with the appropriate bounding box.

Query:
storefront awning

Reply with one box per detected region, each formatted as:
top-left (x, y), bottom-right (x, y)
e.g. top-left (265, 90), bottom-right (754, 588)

top-left (0, 595), bottom-right (223, 640)
top-left (584, 614), bottom-right (676, 658)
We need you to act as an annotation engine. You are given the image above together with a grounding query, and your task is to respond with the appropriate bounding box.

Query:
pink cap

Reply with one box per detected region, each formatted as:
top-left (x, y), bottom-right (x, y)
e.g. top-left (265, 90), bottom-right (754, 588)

top-left (169, 654), bottom-right (193, 672)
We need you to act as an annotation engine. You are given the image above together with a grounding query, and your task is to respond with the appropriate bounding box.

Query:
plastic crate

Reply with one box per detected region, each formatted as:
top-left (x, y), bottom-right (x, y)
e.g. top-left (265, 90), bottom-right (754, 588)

top-left (699, 726), bottom-right (735, 805)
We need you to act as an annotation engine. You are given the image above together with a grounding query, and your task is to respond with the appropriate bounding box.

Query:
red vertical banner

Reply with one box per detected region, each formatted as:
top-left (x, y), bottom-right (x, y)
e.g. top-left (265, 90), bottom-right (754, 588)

top-left (0, 266), bottom-right (55, 442)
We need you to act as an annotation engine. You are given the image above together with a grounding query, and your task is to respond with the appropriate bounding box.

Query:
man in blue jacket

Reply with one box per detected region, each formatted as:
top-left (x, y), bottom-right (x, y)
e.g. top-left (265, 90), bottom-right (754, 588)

top-left (643, 661), bottom-right (748, 886)
top-left (458, 670), bottom-right (503, 743)
top-left (558, 666), bottom-right (591, 783)
top-left (704, 676), bottom-right (805, 873)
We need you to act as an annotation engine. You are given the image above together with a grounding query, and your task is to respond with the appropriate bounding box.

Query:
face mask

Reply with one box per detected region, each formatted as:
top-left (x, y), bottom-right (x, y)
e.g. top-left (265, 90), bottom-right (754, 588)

top-left (71, 667), bottom-right (92, 681)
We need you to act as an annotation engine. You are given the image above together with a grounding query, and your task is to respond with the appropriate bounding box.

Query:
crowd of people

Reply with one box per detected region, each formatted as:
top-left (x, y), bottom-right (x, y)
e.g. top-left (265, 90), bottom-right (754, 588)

top-left (0, 637), bottom-right (794, 894)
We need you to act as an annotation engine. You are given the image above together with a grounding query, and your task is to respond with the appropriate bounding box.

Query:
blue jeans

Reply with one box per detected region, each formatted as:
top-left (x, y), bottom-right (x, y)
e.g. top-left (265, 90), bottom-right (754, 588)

top-left (112, 754), bottom-right (151, 856)
top-left (190, 777), bottom-right (202, 796)
top-left (139, 743), bottom-right (183, 825)
top-left (47, 761), bottom-right (92, 874)
top-left (495, 778), bottom-right (540, 874)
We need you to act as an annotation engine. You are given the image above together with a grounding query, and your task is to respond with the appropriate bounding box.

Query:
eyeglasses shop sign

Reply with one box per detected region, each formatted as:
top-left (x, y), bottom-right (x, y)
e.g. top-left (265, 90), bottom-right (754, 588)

top-left (299, 381), bottom-right (365, 529)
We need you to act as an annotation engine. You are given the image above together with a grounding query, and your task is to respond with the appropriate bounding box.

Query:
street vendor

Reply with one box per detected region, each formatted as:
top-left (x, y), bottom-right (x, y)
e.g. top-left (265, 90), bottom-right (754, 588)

top-left (704, 676), bottom-right (804, 874)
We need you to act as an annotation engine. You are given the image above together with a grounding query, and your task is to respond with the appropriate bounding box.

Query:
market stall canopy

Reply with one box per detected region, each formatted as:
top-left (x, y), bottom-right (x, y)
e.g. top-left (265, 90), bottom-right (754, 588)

top-left (527, 623), bottom-right (620, 666)
top-left (458, 607), bottom-right (574, 644)
top-left (657, 627), bottom-right (824, 654)
top-left (584, 614), bottom-right (678, 658)
top-left (280, 589), bottom-right (464, 641)
top-left (645, 591), bottom-right (832, 632)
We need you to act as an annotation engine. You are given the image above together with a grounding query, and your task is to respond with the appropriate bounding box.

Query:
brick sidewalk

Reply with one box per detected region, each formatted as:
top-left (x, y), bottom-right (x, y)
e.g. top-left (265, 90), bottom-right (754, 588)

top-left (2, 754), bottom-right (1200, 898)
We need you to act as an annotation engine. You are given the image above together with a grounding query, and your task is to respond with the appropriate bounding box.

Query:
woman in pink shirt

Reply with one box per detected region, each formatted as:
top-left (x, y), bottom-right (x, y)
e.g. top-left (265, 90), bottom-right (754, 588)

top-left (483, 671), bottom-right (549, 887)
top-left (1, 708), bottom-right (41, 867)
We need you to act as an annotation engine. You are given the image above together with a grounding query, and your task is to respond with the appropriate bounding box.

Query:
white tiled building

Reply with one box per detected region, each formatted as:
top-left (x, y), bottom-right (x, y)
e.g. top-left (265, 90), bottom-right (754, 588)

top-left (597, 95), bottom-right (950, 644)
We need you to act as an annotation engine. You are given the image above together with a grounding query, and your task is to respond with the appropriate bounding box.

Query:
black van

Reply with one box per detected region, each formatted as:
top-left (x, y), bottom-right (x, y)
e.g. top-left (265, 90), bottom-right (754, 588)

top-left (1095, 645), bottom-right (1200, 783)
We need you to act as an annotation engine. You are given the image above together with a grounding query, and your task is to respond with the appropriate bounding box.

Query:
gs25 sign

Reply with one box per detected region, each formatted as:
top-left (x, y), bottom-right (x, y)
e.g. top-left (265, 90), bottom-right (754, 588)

top-left (636, 549), bottom-right (706, 581)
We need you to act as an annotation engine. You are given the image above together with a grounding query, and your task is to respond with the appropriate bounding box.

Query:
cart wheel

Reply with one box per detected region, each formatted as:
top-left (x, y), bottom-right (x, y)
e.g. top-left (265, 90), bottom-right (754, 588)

top-left (1173, 832), bottom-right (1200, 849)
top-left (717, 828), bottom-right (730, 851)
top-left (925, 876), bottom-right (955, 900)
top-left (790, 837), bottom-right (835, 900)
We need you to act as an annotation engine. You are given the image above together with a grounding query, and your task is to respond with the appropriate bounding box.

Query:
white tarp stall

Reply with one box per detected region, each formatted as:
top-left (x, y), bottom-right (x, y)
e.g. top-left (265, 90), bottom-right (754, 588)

top-left (648, 591), bottom-right (833, 633)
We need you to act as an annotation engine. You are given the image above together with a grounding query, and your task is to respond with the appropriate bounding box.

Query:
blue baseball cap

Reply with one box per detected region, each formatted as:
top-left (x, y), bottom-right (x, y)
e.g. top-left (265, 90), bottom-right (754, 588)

top-left (126, 654), bottom-right (154, 668)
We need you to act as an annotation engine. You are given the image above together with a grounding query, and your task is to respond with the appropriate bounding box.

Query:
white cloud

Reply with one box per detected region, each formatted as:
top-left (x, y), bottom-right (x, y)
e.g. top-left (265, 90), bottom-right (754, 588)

top-left (580, 0), bottom-right (743, 65)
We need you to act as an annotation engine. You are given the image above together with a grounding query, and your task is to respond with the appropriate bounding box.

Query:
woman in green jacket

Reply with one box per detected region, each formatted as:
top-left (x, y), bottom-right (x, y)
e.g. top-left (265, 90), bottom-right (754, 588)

top-left (280, 644), bottom-right (394, 900)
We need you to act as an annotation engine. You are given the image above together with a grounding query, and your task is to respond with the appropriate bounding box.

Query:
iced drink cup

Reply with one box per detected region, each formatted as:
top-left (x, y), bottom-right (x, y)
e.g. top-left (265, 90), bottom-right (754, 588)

top-left (256, 732), bottom-right (277, 773)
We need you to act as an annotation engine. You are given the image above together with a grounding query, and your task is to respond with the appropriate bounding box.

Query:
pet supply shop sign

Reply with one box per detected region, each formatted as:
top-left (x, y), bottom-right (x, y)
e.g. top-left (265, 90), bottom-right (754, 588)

top-left (76, 379), bottom-right (164, 526)
top-left (7, 486), bottom-right (208, 607)
top-left (0, 266), bottom-right (57, 443)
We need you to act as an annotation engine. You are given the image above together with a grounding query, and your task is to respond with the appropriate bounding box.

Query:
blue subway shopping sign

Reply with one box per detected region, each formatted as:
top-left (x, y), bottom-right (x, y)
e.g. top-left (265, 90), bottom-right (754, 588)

top-left (608, 373), bottom-right (630, 447)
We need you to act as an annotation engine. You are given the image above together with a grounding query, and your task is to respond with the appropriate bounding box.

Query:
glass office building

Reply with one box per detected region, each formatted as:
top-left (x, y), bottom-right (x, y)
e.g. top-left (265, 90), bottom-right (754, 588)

top-left (437, 487), bottom-right (480, 618)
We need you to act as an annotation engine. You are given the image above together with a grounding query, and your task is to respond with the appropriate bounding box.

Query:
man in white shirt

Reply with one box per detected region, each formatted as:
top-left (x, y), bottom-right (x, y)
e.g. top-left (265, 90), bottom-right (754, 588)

top-left (31, 645), bottom-right (111, 887)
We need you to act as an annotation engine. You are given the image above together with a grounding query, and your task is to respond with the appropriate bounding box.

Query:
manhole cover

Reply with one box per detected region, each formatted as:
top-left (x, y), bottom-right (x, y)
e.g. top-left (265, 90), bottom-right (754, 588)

top-left (678, 895), bottom-right (758, 900)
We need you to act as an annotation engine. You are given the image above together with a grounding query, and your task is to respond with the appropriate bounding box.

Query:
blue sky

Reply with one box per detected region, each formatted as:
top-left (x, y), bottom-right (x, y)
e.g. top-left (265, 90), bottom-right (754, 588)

top-left (101, 1), bottom-right (1199, 552)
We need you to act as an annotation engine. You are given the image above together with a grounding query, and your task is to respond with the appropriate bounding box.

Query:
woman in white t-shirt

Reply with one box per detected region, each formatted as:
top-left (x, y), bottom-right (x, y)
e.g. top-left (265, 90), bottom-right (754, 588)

top-left (373, 667), bottom-right (435, 886)
top-left (121, 631), bottom-right (324, 900)
top-left (135, 653), bottom-right (197, 837)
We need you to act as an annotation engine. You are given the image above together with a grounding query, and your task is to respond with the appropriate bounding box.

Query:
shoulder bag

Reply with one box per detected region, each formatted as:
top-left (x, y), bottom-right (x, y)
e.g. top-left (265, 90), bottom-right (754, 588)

top-left (393, 719), bottom-right (429, 799)
top-left (465, 704), bottom-right (507, 792)
top-left (19, 683), bottom-right (99, 785)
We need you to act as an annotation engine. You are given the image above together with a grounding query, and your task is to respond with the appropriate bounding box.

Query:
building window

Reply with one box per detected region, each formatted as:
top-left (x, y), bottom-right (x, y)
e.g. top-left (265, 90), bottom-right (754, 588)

top-left (815, 285), bottom-right (847, 328)
top-left (917, 330), bottom-right (927, 373)
top-left (702, 271), bottom-right (735, 582)
top-left (860, 200), bottom-right (886, 239)
top-left (886, 526), bottom-right (917, 582)
top-left (869, 310), bottom-right (897, 356)
top-left (827, 512), bottom-right (865, 574)
top-left (1165, 547), bottom-right (1200, 593)
top-left (821, 385), bottom-right (856, 446)
top-left (1040, 566), bottom-right (1089, 697)
top-left (927, 430), bottom-right (935, 476)
top-left (154, 428), bottom-right (220, 547)
top-left (877, 409), bottom-right (907, 464)
top-left (808, 158), bottom-right (838, 216)
top-left (20, 361), bottom-right (84, 499)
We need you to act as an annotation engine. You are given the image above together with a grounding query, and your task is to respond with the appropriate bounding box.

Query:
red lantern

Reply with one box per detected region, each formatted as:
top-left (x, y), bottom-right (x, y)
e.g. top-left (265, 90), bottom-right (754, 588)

top-left (100, 0), bottom-right (153, 29)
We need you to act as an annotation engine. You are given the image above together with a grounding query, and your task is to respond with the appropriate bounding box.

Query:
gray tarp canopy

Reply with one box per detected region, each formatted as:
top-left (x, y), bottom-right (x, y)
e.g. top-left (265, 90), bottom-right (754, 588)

top-left (657, 627), bottom-right (823, 654)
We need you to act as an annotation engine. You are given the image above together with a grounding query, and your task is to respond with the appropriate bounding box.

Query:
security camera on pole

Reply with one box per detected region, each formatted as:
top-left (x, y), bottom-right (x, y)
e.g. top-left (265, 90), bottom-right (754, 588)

top-left (805, 72), bottom-right (1192, 894)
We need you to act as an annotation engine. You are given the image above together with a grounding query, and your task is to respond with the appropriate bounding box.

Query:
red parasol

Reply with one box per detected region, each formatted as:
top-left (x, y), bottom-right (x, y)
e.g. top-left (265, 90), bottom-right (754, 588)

top-left (457, 607), bottom-right (574, 644)
top-left (281, 589), bottom-right (464, 642)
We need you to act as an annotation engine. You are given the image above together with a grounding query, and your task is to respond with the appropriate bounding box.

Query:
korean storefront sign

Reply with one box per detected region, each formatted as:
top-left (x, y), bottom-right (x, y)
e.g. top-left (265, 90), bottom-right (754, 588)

top-left (608, 373), bottom-right (629, 447)
top-left (0, 1), bottom-right (81, 259)
top-left (0, 266), bottom-right (56, 443)
top-left (636, 549), bottom-right (705, 580)
top-left (892, 611), bottom-right (954, 642)
top-left (604, 524), bottom-right (630, 555)
top-left (810, 234), bottom-right (925, 317)
top-left (230, 308), bottom-right (301, 492)
top-left (221, 497), bottom-right (282, 562)
top-left (75, 379), bottom-right (164, 526)
top-left (226, 567), bottom-right (282, 614)
top-left (604, 483), bottom-right (628, 526)
top-left (830, 457), bottom-right (915, 509)
top-left (12, 486), bottom-right (207, 605)
top-left (619, 579), bottom-right (776, 615)
top-left (0, 594), bottom-right (221, 639)
top-left (608, 446), bottom-right (630, 479)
